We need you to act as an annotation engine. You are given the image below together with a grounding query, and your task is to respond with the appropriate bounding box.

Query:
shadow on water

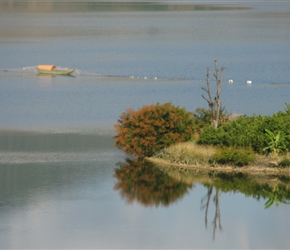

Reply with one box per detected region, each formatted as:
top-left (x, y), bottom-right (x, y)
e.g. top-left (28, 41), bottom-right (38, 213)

top-left (114, 159), bottom-right (290, 240)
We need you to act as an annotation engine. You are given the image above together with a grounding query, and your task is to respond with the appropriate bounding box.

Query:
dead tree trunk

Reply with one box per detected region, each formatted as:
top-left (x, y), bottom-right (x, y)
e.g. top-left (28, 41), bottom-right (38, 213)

top-left (201, 60), bottom-right (224, 128)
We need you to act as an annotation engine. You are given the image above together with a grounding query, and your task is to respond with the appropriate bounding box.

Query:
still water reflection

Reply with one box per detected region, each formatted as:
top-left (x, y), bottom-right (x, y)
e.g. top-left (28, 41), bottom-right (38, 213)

top-left (114, 158), bottom-right (193, 207)
top-left (1, 131), bottom-right (290, 248)
top-left (114, 159), bottom-right (290, 243)
top-left (1, 1), bottom-right (290, 248)
top-left (115, 159), bottom-right (290, 210)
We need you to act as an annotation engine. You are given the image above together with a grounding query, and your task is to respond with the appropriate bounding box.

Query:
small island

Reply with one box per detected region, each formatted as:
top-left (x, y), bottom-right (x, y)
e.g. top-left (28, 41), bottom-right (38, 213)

top-left (146, 142), bottom-right (290, 176)
top-left (114, 61), bottom-right (290, 176)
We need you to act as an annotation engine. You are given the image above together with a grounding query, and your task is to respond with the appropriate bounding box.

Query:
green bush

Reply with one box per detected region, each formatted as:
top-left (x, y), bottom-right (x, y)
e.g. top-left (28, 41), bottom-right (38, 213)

top-left (198, 107), bottom-right (290, 153)
top-left (114, 102), bottom-right (195, 158)
top-left (192, 108), bottom-right (211, 135)
top-left (263, 129), bottom-right (288, 155)
top-left (213, 147), bottom-right (256, 167)
top-left (192, 106), bottom-right (230, 135)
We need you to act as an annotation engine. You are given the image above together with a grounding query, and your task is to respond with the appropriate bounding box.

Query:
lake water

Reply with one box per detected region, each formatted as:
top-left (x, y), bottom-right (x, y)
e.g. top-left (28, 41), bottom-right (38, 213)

top-left (0, 1), bottom-right (290, 248)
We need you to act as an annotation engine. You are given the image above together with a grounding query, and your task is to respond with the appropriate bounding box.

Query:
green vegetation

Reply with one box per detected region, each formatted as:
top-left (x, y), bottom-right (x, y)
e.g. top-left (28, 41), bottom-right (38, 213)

top-left (114, 103), bottom-right (290, 169)
top-left (212, 147), bottom-right (256, 167)
top-left (114, 60), bottom-right (289, 170)
top-left (263, 129), bottom-right (288, 155)
top-left (198, 106), bottom-right (290, 154)
top-left (192, 107), bottom-right (230, 136)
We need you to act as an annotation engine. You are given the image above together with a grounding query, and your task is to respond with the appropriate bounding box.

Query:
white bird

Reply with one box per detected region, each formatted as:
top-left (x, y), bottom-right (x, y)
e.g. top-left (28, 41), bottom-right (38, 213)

top-left (247, 80), bottom-right (252, 84)
top-left (228, 79), bottom-right (233, 84)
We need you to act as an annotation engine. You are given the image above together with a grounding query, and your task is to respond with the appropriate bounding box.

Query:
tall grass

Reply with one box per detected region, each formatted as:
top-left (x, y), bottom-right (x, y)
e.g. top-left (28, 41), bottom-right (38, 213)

top-left (154, 142), bottom-right (290, 169)
top-left (154, 142), bottom-right (216, 165)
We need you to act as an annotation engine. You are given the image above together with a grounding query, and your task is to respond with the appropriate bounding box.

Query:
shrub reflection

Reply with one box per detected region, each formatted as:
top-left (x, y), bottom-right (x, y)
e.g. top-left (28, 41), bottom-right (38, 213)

top-left (114, 159), bottom-right (193, 207)
top-left (114, 160), bottom-right (290, 239)
top-left (160, 167), bottom-right (290, 209)
top-left (114, 160), bottom-right (290, 210)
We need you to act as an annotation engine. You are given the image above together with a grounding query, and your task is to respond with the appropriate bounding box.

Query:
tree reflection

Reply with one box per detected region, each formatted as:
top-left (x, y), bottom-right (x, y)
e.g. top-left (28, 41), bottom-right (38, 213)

top-left (210, 172), bottom-right (290, 209)
top-left (114, 160), bottom-right (290, 240)
top-left (155, 164), bottom-right (290, 239)
top-left (201, 186), bottom-right (222, 240)
top-left (263, 185), bottom-right (290, 209)
top-left (114, 158), bottom-right (193, 207)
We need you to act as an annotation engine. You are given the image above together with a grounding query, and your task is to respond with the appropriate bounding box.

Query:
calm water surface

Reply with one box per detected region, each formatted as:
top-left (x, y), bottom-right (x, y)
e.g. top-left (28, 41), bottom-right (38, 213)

top-left (0, 1), bottom-right (290, 248)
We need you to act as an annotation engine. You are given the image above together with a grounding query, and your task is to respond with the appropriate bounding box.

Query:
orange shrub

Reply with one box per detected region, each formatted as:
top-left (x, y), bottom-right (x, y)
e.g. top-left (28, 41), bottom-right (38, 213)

top-left (114, 102), bottom-right (195, 158)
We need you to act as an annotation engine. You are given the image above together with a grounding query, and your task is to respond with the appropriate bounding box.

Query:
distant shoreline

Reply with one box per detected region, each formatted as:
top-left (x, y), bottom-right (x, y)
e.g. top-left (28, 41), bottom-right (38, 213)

top-left (0, 1), bottom-right (250, 14)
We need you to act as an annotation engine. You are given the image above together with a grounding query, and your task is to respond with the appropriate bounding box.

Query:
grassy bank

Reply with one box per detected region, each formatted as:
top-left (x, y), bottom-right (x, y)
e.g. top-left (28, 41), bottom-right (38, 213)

top-left (146, 142), bottom-right (290, 176)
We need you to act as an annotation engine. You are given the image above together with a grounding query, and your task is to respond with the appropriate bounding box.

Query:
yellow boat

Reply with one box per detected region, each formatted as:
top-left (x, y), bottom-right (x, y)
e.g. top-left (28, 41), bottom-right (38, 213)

top-left (37, 65), bottom-right (75, 75)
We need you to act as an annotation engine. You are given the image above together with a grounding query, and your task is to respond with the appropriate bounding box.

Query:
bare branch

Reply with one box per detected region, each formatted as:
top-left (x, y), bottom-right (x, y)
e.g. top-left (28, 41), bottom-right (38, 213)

top-left (201, 94), bottom-right (210, 103)
top-left (200, 60), bottom-right (224, 128)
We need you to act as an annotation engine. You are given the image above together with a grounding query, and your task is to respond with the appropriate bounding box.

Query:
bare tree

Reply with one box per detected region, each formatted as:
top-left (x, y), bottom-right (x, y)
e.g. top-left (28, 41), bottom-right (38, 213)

top-left (201, 60), bottom-right (225, 128)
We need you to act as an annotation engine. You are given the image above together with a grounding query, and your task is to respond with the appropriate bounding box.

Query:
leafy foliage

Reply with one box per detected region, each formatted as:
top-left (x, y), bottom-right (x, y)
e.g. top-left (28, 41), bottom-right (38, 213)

top-left (263, 129), bottom-right (288, 155)
top-left (198, 107), bottom-right (290, 153)
top-left (192, 107), bottom-right (230, 136)
top-left (192, 108), bottom-right (212, 135)
top-left (284, 103), bottom-right (290, 114)
top-left (212, 147), bottom-right (256, 166)
top-left (114, 102), bottom-right (195, 158)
